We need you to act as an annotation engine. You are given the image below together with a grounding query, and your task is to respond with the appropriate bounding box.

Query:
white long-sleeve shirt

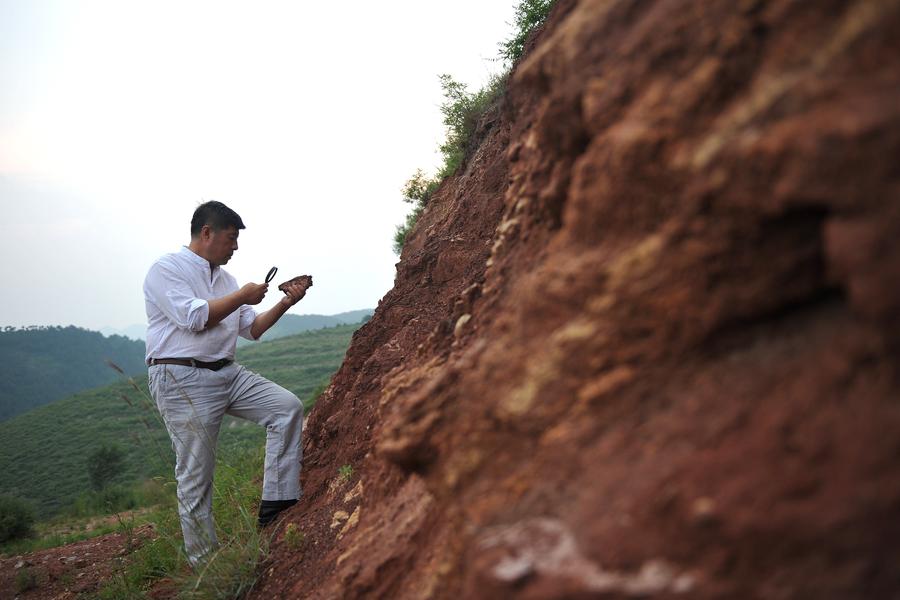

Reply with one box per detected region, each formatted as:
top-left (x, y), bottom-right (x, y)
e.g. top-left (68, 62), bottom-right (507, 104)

top-left (143, 246), bottom-right (258, 363)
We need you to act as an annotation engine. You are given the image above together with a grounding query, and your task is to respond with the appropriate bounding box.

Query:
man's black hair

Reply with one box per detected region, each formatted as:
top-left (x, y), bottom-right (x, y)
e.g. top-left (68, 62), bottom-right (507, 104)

top-left (190, 201), bottom-right (246, 237)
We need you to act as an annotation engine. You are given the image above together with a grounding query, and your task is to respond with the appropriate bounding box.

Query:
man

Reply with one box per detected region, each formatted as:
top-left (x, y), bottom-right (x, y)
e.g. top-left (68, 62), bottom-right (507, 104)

top-left (143, 200), bottom-right (310, 567)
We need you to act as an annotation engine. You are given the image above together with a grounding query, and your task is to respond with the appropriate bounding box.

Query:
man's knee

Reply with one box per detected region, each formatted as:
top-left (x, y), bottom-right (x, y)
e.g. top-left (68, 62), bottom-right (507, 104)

top-left (277, 390), bottom-right (303, 423)
top-left (267, 392), bottom-right (302, 440)
top-left (288, 393), bottom-right (303, 422)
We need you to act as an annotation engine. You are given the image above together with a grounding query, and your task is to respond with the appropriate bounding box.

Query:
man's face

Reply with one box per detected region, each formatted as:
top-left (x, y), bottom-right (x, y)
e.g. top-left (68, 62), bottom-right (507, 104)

top-left (205, 225), bottom-right (239, 266)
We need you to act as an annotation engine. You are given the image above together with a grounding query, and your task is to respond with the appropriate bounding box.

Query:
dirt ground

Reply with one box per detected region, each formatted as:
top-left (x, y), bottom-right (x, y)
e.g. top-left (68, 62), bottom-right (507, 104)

top-left (0, 525), bottom-right (153, 599)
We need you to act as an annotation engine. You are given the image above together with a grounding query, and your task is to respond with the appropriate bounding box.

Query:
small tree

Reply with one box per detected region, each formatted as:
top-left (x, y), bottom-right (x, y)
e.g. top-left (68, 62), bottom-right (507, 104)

top-left (402, 169), bottom-right (439, 206)
top-left (500, 0), bottom-right (556, 63)
top-left (0, 495), bottom-right (35, 542)
top-left (87, 444), bottom-right (124, 491)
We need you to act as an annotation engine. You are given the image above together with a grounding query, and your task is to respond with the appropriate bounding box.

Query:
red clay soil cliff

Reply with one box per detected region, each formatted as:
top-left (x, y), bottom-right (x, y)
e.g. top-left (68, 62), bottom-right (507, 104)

top-left (251, 1), bottom-right (900, 597)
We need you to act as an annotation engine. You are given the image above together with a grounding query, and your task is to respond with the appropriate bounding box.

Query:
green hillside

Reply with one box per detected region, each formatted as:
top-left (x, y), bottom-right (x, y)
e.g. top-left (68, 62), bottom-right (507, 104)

top-left (0, 324), bottom-right (359, 518)
top-left (0, 326), bottom-right (146, 422)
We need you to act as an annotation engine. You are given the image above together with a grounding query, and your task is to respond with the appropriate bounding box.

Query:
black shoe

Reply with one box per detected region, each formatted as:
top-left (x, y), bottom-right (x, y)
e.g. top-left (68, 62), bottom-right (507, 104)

top-left (258, 498), bottom-right (298, 528)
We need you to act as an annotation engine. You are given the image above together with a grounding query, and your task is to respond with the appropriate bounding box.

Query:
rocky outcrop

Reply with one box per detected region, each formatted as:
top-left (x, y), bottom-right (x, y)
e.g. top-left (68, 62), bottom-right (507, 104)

top-left (251, 1), bottom-right (900, 597)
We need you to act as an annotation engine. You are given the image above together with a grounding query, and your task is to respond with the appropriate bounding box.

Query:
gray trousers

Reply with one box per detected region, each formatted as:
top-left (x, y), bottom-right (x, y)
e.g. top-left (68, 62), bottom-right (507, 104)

top-left (148, 362), bottom-right (303, 566)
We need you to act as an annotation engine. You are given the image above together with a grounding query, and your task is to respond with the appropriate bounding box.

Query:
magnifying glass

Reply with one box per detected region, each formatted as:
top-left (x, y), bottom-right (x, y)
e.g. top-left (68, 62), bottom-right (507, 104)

top-left (265, 266), bottom-right (278, 284)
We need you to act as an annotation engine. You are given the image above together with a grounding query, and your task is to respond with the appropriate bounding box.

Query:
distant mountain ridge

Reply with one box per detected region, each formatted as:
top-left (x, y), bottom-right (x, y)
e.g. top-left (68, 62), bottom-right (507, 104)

top-left (98, 323), bottom-right (147, 340)
top-left (0, 326), bottom-right (146, 422)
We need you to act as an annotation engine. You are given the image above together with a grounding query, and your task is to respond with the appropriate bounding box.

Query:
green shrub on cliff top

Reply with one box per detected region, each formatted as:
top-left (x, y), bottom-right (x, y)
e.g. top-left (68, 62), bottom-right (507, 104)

top-left (500, 0), bottom-right (555, 63)
top-left (393, 0), bottom-right (556, 254)
top-left (393, 72), bottom-right (507, 254)
top-left (437, 72), bottom-right (507, 180)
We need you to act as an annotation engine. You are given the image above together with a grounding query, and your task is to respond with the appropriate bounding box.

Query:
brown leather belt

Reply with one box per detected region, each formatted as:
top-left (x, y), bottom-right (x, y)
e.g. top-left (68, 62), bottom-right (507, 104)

top-left (149, 357), bottom-right (233, 371)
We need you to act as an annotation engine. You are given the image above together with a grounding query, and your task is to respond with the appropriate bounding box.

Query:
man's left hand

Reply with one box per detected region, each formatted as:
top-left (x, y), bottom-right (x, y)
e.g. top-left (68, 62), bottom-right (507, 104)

top-left (279, 281), bottom-right (308, 307)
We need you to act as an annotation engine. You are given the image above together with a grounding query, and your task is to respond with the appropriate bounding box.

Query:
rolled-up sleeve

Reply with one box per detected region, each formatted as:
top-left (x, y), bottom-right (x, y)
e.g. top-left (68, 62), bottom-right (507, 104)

top-left (144, 263), bottom-right (209, 332)
top-left (238, 304), bottom-right (258, 340)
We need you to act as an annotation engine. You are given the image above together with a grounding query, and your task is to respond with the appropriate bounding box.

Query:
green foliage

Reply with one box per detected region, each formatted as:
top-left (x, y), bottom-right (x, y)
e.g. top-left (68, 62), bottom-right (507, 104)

top-left (391, 0), bottom-right (558, 255)
top-left (500, 0), bottom-right (556, 63)
top-left (437, 75), bottom-right (470, 177)
top-left (393, 73), bottom-right (507, 255)
top-left (0, 325), bottom-right (146, 422)
top-left (338, 464), bottom-right (354, 483)
top-left (393, 169), bottom-right (438, 253)
top-left (283, 522), bottom-right (305, 550)
top-left (0, 324), bottom-right (360, 518)
top-left (393, 203), bottom-right (425, 255)
top-left (436, 73), bottom-right (506, 179)
top-left (85, 484), bottom-right (134, 513)
top-left (0, 494), bottom-right (35, 542)
top-left (66, 480), bottom-right (166, 518)
top-left (401, 169), bottom-right (441, 205)
top-left (87, 443), bottom-right (125, 491)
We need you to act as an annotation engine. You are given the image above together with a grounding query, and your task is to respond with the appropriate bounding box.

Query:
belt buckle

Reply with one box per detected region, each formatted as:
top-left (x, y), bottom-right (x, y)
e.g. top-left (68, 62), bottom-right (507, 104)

top-left (189, 358), bottom-right (198, 368)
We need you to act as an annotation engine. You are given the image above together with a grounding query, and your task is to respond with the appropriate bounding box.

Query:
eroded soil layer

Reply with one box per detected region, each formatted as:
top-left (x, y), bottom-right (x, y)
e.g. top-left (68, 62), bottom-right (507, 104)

top-left (252, 1), bottom-right (900, 598)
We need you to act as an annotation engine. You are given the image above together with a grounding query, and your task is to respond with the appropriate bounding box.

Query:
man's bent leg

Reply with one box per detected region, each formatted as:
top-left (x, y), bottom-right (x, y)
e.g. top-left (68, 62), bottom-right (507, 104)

top-left (223, 364), bottom-right (303, 523)
top-left (150, 365), bottom-right (227, 566)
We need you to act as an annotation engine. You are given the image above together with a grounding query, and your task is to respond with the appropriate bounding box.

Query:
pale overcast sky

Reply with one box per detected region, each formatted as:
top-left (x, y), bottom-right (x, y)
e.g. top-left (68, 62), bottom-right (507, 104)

top-left (0, 0), bottom-right (517, 331)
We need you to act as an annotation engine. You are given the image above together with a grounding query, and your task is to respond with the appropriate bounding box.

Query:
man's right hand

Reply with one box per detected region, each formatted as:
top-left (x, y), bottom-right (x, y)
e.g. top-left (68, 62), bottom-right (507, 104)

top-left (240, 282), bottom-right (269, 305)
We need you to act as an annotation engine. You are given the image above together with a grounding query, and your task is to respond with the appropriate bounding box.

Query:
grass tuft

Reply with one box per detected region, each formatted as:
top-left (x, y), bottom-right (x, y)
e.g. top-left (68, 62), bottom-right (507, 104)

top-left (338, 464), bottom-right (354, 483)
top-left (283, 522), bottom-right (305, 551)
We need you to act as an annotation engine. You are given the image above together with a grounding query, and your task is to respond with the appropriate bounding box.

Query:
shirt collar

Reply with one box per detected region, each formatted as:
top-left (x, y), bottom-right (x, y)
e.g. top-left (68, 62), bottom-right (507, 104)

top-left (179, 246), bottom-right (218, 276)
